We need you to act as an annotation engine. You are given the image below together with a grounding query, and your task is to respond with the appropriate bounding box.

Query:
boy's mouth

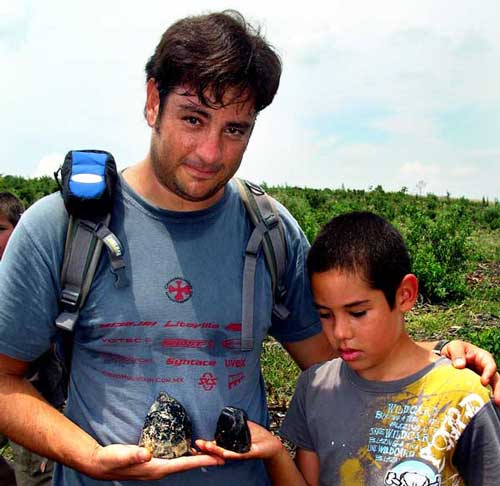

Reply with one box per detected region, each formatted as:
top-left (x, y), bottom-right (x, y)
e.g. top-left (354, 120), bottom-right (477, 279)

top-left (339, 348), bottom-right (362, 361)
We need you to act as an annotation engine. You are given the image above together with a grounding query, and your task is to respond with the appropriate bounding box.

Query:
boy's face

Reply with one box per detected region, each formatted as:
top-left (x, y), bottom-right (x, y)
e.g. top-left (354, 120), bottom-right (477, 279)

top-left (311, 269), bottom-right (415, 381)
top-left (0, 212), bottom-right (14, 260)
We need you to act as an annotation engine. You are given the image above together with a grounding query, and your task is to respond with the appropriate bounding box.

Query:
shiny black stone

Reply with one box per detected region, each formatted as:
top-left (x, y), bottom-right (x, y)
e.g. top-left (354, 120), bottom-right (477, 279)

top-left (214, 406), bottom-right (251, 453)
top-left (139, 392), bottom-right (193, 459)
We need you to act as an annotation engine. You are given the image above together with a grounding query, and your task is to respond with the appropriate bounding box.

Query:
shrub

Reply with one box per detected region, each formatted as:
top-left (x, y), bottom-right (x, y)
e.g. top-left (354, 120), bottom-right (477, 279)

top-left (480, 205), bottom-right (500, 230)
top-left (397, 204), bottom-right (472, 302)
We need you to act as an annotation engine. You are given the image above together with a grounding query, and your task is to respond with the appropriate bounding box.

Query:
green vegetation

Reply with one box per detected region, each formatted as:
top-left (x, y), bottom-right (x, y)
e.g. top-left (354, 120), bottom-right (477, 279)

top-left (1, 175), bottom-right (498, 409)
top-left (0, 174), bottom-right (58, 209)
top-left (266, 184), bottom-right (499, 302)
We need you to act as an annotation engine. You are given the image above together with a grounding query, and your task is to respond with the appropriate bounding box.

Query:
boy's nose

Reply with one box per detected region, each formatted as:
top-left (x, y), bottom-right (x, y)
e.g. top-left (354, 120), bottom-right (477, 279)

top-left (333, 317), bottom-right (354, 341)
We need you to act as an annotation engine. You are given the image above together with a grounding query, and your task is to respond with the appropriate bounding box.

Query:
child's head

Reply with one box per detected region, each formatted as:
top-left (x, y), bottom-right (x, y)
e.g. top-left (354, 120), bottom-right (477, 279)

top-left (307, 211), bottom-right (411, 309)
top-left (307, 211), bottom-right (419, 380)
top-left (0, 192), bottom-right (24, 260)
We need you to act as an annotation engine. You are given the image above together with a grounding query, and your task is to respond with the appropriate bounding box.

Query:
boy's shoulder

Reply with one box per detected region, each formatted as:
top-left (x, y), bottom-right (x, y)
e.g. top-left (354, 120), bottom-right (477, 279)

top-left (418, 358), bottom-right (491, 403)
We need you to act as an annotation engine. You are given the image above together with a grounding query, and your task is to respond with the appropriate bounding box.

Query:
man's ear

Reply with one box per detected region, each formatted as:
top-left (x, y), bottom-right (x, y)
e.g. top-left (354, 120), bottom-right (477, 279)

top-left (145, 79), bottom-right (160, 128)
top-left (397, 274), bottom-right (419, 313)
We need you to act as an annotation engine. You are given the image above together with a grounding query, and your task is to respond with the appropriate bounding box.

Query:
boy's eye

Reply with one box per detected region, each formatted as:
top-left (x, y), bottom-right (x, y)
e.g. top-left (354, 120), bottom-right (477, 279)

top-left (318, 312), bottom-right (331, 319)
top-left (350, 310), bottom-right (366, 318)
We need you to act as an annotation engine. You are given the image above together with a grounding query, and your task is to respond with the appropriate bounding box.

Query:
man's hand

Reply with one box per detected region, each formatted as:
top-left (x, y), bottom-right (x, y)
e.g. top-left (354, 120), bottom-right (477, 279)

top-left (442, 340), bottom-right (500, 406)
top-left (86, 444), bottom-right (223, 481)
top-left (196, 422), bottom-right (310, 486)
top-left (195, 421), bottom-right (283, 461)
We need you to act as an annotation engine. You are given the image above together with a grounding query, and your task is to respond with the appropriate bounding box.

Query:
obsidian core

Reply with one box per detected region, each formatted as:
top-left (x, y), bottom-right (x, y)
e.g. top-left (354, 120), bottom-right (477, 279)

top-left (139, 392), bottom-right (193, 459)
top-left (215, 406), bottom-right (251, 453)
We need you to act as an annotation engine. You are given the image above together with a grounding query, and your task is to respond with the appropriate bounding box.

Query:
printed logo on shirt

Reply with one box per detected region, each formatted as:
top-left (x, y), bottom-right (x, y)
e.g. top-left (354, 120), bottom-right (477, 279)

top-left (228, 372), bottom-right (245, 390)
top-left (162, 339), bottom-right (215, 349)
top-left (164, 320), bottom-right (220, 330)
top-left (222, 338), bottom-right (241, 350)
top-left (166, 357), bottom-right (216, 367)
top-left (102, 337), bottom-right (153, 345)
top-left (101, 369), bottom-right (184, 384)
top-left (198, 372), bottom-right (217, 391)
top-left (224, 359), bottom-right (246, 368)
top-left (100, 352), bottom-right (154, 365)
top-left (165, 278), bottom-right (193, 303)
top-left (384, 458), bottom-right (441, 486)
top-left (99, 321), bottom-right (158, 328)
top-left (225, 322), bottom-right (242, 332)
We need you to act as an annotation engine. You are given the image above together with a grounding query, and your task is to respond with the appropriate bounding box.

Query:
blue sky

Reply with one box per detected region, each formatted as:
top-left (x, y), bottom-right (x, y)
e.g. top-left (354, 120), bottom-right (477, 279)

top-left (1, 0), bottom-right (499, 200)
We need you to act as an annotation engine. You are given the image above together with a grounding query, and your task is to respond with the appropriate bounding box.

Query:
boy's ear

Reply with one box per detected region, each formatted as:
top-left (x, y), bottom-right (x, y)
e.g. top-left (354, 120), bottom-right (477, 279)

top-left (396, 274), bottom-right (419, 312)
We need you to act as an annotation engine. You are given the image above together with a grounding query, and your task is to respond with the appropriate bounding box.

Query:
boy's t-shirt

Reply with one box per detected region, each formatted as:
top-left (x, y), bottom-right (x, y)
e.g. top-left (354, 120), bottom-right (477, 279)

top-left (281, 357), bottom-right (500, 486)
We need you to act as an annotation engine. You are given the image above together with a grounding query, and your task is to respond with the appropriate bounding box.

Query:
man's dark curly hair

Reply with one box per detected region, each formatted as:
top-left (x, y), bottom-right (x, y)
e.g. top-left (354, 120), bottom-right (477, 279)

top-left (144, 10), bottom-right (282, 117)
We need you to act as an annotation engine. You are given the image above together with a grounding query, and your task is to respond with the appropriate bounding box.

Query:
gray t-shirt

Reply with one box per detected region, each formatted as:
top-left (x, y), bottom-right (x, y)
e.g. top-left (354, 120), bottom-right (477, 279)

top-left (281, 358), bottom-right (500, 486)
top-left (0, 178), bottom-right (321, 486)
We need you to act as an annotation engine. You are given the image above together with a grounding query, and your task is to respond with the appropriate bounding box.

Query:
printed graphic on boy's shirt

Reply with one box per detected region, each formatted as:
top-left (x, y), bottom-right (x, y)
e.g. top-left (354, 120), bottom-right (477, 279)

top-left (338, 365), bottom-right (489, 485)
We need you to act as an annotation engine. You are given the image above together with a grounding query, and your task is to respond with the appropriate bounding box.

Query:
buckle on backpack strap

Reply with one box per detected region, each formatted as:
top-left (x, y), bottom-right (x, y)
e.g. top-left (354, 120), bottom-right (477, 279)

top-left (55, 311), bottom-right (79, 332)
top-left (263, 213), bottom-right (279, 231)
top-left (60, 288), bottom-right (80, 313)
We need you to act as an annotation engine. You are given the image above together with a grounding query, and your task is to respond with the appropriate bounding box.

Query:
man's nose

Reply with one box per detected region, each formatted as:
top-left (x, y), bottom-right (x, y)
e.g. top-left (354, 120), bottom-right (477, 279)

top-left (195, 132), bottom-right (223, 165)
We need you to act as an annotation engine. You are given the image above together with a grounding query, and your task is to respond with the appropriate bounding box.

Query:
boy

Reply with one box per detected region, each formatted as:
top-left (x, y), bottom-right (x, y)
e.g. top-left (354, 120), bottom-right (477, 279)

top-left (0, 192), bottom-right (24, 260)
top-left (198, 211), bottom-right (500, 485)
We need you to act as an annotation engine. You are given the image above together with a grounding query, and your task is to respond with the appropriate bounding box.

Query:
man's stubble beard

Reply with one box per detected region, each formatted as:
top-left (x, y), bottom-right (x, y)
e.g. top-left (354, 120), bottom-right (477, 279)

top-left (149, 134), bottom-right (233, 204)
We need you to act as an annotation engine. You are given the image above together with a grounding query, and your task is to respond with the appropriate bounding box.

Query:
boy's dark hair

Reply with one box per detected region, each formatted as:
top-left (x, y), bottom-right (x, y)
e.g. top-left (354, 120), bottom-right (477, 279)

top-left (307, 211), bottom-right (411, 309)
top-left (144, 10), bottom-right (281, 117)
top-left (0, 192), bottom-right (24, 227)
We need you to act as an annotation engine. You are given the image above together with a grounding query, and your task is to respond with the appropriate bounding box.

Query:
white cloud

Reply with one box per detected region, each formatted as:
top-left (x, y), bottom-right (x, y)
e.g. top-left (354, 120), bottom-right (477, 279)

top-left (450, 166), bottom-right (476, 178)
top-left (33, 154), bottom-right (64, 178)
top-left (400, 162), bottom-right (441, 177)
top-left (370, 114), bottom-right (438, 138)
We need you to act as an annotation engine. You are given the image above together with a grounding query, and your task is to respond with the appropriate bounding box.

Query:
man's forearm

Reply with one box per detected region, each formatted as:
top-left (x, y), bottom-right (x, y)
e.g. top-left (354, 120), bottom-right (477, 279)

top-left (284, 331), bottom-right (337, 370)
top-left (0, 371), bottom-right (100, 476)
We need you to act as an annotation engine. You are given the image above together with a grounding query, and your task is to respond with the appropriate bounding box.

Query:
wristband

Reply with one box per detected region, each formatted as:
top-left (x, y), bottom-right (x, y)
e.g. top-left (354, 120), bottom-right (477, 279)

top-left (432, 339), bottom-right (450, 356)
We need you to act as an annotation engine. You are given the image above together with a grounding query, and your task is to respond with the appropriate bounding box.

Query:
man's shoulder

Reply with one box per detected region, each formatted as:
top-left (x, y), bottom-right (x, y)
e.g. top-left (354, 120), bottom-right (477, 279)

top-left (21, 192), bottom-right (67, 230)
top-left (7, 192), bottom-right (68, 257)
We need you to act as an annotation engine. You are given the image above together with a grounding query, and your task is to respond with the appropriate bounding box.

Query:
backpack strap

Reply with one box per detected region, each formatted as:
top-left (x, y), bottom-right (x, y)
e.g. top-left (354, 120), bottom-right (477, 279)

top-left (55, 215), bottom-right (127, 334)
top-left (54, 149), bottom-right (127, 375)
top-left (235, 179), bottom-right (290, 351)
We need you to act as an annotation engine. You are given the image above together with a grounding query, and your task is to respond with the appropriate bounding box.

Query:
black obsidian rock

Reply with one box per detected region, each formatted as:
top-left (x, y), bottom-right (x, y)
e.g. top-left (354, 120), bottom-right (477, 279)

top-left (139, 392), bottom-right (193, 459)
top-left (214, 406), bottom-right (251, 453)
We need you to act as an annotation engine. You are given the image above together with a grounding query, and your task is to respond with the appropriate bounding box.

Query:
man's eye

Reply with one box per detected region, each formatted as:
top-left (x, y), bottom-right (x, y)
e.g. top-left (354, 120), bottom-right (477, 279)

top-left (226, 127), bottom-right (244, 136)
top-left (350, 311), bottom-right (366, 318)
top-left (184, 116), bottom-right (200, 125)
top-left (318, 312), bottom-right (331, 319)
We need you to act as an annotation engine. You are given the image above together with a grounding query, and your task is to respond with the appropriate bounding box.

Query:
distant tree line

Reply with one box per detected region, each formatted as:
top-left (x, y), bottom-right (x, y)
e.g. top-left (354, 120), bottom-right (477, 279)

top-left (0, 175), bottom-right (58, 208)
top-left (1, 174), bottom-right (499, 303)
